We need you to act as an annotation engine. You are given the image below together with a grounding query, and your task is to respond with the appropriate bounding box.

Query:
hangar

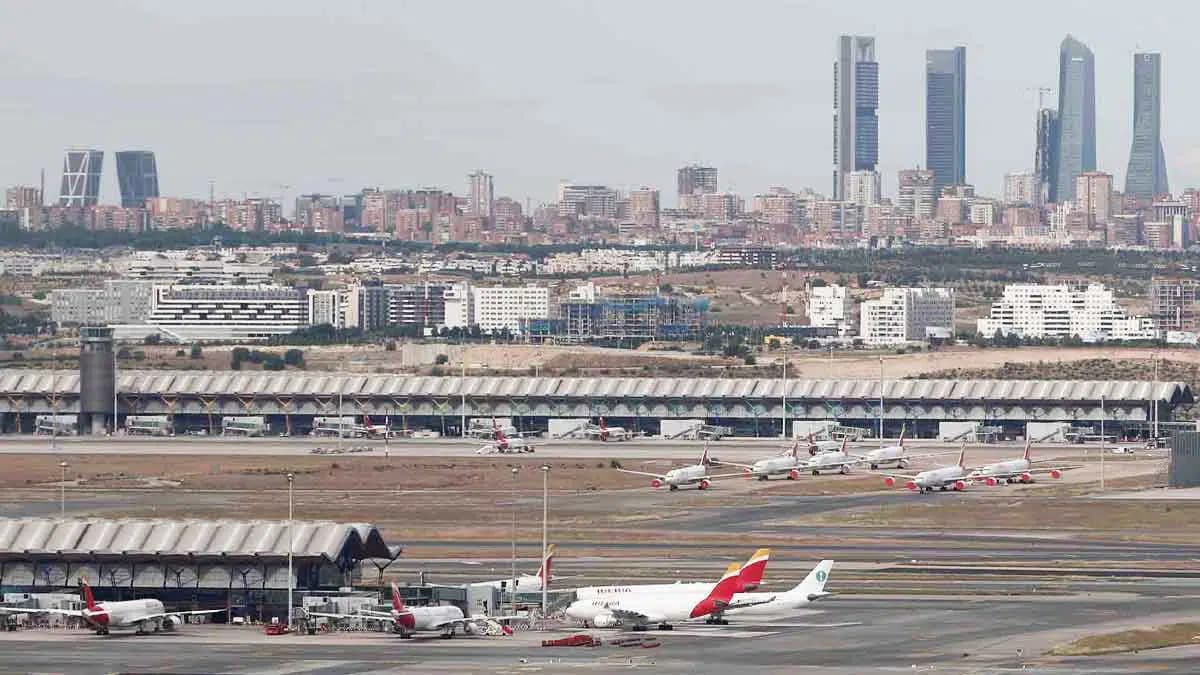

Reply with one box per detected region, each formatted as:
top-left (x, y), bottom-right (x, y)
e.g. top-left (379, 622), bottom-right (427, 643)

top-left (0, 518), bottom-right (401, 621)
top-left (0, 369), bottom-right (1191, 438)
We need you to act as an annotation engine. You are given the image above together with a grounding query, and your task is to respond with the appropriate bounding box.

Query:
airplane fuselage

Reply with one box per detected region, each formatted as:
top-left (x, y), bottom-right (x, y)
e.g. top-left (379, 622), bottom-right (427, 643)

top-left (911, 466), bottom-right (969, 492)
top-left (749, 456), bottom-right (802, 479)
top-left (863, 446), bottom-right (906, 468)
top-left (805, 451), bottom-right (852, 474)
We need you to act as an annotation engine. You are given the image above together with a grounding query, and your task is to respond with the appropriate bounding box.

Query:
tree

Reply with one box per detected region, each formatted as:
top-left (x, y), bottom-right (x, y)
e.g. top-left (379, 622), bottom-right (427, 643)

top-left (189, 343), bottom-right (203, 359)
top-left (743, 354), bottom-right (757, 366)
top-left (283, 348), bottom-right (305, 367)
top-left (143, 334), bottom-right (162, 345)
top-left (435, 353), bottom-right (449, 365)
top-left (263, 356), bottom-right (286, 371)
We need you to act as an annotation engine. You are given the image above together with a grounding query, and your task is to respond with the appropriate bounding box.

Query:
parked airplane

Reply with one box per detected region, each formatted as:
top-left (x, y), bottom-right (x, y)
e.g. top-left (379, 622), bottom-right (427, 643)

top-left (584, 417), bottom-right (632, 442)
top-left (801, 438), bottom-right (860, 475)
top-left (473, 545), bottom-right (557, 592)
top-left (363, 416), bottom-right (405, 439)
top-left (803, 433), bottom-right (845, 456)
top-left (476, 420), bottom-right (535, 454)
top-left (857, 429), bottom-right (954, 469)
top-left (718, 443), bottom-right (807, 481)
top-left (564, 561), bottom-right (770, 630)
top-left (881, 445), bottom-right (971, 493)
top-left (575, 548), bottom-right (770, 599)
top-left (717, 559), bottom-right (834, 621)
top-left (309, 582), bottom-right (512, 638)
top-left (616, 448), bottom-right (741, 490)
top-left (969, 441), bottom-right (1071, 485)
top-left (0, 580), bottom-right (226, 635)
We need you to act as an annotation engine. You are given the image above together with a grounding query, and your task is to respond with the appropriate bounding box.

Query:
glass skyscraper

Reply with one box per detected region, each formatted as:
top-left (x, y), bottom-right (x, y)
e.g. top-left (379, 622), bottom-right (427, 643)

top-left (925, 47), bottom-right (966, 192)
top-left (59, 149), bottom-right (103, 207)
top-left (115, 151), bottom-right (160, 208)
top-left (1124, 52), bottom-right (1169, 199)
top-left (833, 35), bottom-right (878, 201)
top-left (1053, 35), bottom-right (1096, 203)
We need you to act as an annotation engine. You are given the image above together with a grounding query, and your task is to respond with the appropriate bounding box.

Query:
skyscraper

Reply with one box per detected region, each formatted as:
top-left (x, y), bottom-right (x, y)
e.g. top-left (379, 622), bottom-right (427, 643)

top-left (1124, 52), bottom-right (1169, 199)
top-left (676, 164), bottom-right (718, 207)
top-left (925, 47), bottom-right (966, 192)
top-left (1034, 108), bottom-right (1060, 204)
top-left (466, 169), bottom-right (494, 218)
top-left (1054, 35), bottom-right (1096, 203)
top-left (114, 151), bottom-right (159, 208)
top-left (833, 35), bottom-right (879, 200)
top-left (59, 149), bottom-right (103, 207)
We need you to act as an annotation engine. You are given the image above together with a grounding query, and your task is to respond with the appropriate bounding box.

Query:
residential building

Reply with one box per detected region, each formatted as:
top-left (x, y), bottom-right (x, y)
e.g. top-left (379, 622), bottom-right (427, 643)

top-left (442, 284), bottom-right (472, 329)
top-left (936, 197), bottom-right (967, 224)
top-left (145, 197), bottom-right (208, 229)
top-left (1125, 52), bottom-right (1169, 199)
top-left (467, 170), bottom-right (494, 218)
top-left (977, 284), bottom-right (1130, 340)
top-left (1054, 35), bottom-right (1097, 203)
top-left (1075, 171), bottom-right (1113, 226)
top-left (114, 151), bottom-right (159, 208)
top-left (306, 289), bottom-right (345, 328)
top-left (59, 149), bottom-right (103, 207)
top-left (1150, 278), bottom-right (1200, 332)
top-left (846, 170), bottom-right (882, 207)
top-left (859, 287), bottom-right (955, 346)
top-left (50, 280), bottom-right (154, 326)
top-left (387, 282), bottom-right (451, 331)
top-left (628, 187), bottom-right (660, 228)
top-left (968, 200), bottom-right (996, 226)
top-left (472, 284), bottom-right (550, 334)
top-left (144, 285), bottom-right (309, 341)
top-left (1035, 107), bottom-right (1060, 203)
top-left (557, 183), bottom-right (618, 219)
top-left (833, 35), bottom-right (879, 200)
top-left (807, 284), bottom-right (852, 333)
top-left (492, 197), bottom-right (524, 232)
top-left (1003, 172), bottom-right (1039, 206)
top-left (121, 258), bottom-right (274, 284)
top-left (925, 46), bottom-right (967, 192)
top-left (700, 192), bottom-right (742, 222)
top-left (897, 169), bottom-right (937, 220)
top-left (5, 186), bottom-right (41, 209)
top-left (716, 246), bottom-right (778, 268)
top-left (342, 282), bottom-right (391, 331)
top-left (753, 189), bottom-right (804, 226)
top-left (811, 200), bottom-right (862, 240)
top-left (677, 165), bottom-right (718, 207)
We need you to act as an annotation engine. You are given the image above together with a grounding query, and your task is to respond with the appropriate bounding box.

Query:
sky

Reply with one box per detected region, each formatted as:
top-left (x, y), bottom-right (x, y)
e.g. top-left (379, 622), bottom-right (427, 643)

top-left (0, 0), bottom-right (1195, 210)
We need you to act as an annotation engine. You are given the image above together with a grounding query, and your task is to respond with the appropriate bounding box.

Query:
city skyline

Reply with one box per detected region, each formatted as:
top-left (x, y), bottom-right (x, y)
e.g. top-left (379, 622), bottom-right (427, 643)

top-left (0, 2), bottom-right (1196, 205)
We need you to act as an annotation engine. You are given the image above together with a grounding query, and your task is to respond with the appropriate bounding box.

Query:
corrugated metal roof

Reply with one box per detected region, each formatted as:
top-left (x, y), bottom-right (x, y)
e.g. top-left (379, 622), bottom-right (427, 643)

top-left (0, 370), bottom-right (1190, 403)
top-left (0, 518), bottom-right (394, 561)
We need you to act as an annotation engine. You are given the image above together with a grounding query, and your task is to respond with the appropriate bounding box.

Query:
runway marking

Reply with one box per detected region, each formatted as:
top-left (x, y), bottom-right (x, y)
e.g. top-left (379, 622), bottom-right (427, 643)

top-left (647, 628), bottom-right (779, 638)
top-left (229, 659), bottom-right (351, 674)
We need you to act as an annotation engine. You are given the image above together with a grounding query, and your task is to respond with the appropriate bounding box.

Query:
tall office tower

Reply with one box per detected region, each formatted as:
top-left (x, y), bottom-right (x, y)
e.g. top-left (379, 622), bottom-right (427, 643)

top-left (114, 151), bottom-right (159, 208)
top-left (833, 35), bottom-right (879, 200)
top-left (1054, 35), bottom-right (1096, 203)
top-left (897, 169), bottom-right (937, 220)
top-left (676, 164), bottom-right (718, 207)
top-left (1035, 108), bottom-right (1060, 203)
top-left (925, 47), bottom-right (967, 192)
top-left (1125, 52), bottom-right (1169, 199)
top-left (59, 149), bottom-right (103, 207)
top-left (466, 169), bottom-right (494, 217)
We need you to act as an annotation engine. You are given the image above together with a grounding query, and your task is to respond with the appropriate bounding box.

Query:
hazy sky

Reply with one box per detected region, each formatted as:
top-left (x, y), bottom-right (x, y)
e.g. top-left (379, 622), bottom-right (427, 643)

top-left (0, 1), bottom-right (1194, 209)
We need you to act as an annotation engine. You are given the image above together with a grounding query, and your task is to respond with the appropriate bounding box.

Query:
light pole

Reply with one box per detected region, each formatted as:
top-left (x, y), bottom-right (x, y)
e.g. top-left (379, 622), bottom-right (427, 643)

top-left (540, 464), bottom-right (549, 617)
top-left (781, 358), bottom-right (788, 439)
top-left (287, 472), bottom-right (294, 628)
top-left (878, 355), bottom-right (885, 443)
top-left (1099, 397), bottom-right (1105, 491)
top-left (59, 460), bottom-right (68, 518)
top-left (510, 466), bottom-right (518, 616)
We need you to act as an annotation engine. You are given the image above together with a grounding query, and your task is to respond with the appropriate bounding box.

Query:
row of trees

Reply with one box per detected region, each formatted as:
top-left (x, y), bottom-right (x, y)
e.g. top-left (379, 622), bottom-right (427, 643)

top-left (231, 347), bottom-right (305, 371)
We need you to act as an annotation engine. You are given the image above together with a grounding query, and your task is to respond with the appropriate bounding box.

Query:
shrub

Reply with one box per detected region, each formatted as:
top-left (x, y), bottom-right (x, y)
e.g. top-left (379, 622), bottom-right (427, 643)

top-left (283, 348), bottom-right (305, 366)
top-left (435, 354), bottom-right (449, 365)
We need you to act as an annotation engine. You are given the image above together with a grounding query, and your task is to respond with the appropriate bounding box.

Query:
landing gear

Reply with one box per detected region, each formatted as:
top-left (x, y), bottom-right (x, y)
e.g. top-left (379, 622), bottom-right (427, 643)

top-left (669, 484), bottom-right (679, 491)
top-left (939, 486), bottom-right (948, 491)
top-left (839, 465), bottom-right (849, 475)
top-left (812, 469), bottom-right (820, 476)
top-left (760, 475), bottom-right (770, 481)
top-left (704, 617), bottom-right (729, 625)
top-left (632, 625), bottom-right (647, 632)
top-left (898, 459), bottom-right (909, 469)
top-left (656, 623), bottom-right (674, 631)
top-left (870, 463), bottom-right (879, 470)
top-left (95, 627), bottom-right (110, 636)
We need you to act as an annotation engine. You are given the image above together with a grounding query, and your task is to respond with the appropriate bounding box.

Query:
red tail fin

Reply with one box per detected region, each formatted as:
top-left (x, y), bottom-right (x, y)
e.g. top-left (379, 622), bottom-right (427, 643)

top-left (390, 582), bottom-right (405, 612)
top-left (689, 563), bottom-right (743, 618)
top-left (81, 579), bottom-right (99, 612)
top-left (538, 544), bottom-right (556, 585)
top-left (736, 548), bottom-right (771, 591)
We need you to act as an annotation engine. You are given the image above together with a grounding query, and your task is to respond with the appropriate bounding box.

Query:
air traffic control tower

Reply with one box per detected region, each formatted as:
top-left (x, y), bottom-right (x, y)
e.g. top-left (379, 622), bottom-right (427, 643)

top-left (78, 326), bottom-right (116, 434)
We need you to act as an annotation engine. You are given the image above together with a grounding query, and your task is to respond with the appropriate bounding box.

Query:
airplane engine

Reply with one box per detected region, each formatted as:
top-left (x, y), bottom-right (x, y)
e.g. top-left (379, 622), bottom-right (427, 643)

top-left (698, 479), bottom-right (711, 490)
top-left (592, 613), bottom-right (619, 628)
top-left (985, 477), bottom-right (997, 487)
top-left (650, 479), bottom-right (662, 488)
top-left (883, 476), bottom-right (895, 487)
top-left (161, 614), bottom-right (184, 630)
top-left (788, 469), bottom-right (800, 481)
top-left (1020, 472), bottom-right (1033, 483)
top-left (463, 622), bottom-right (481, 635)
top-left (743, 468), bottom-right (752, 479)
top-left (904, 480), bottom-right (918, 491)
top-left (952, 480), bottom-right (966, 491)
top-left (1049, 469), bottom-right (1062, 479)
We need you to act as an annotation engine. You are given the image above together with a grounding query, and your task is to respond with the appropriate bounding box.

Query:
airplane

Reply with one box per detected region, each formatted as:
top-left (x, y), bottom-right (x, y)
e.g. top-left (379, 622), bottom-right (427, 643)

top-left (717, 442), bottom-right (807, 481)
top-left (880, 445), bottom-right (972, 493)
top-left (584, 417), bottom-right (632, 442)
top-left (363, 416), bottom-right (405, 439)
top-left (615, 447), bottom-right (742, 490)
top-left (714, 559), bottom-right (834, 621)
top-left (801, 437), bottom-right (860, 475)
top-left (801, 433), bottom-right (844, 456)
top-left (968, 441), bottom-right (1071, 486)
top-left (575, 548), bottom-right (770, 599)
top-left (857, 428), bottom-right (954, 470)
top-left (472, 545), bottom-right (557, 592)
top-left (564, 561), bottom-right (772, 630)
top-left (308, 582), bottom-right (514, 638)
top-left (476, 420), bottom-right (535, 454)
top-left (0, 580), bottom-right (226, 635)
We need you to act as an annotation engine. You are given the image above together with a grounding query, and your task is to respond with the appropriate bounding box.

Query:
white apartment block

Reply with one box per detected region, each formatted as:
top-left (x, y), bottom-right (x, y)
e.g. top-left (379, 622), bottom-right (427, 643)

top-left (50, 280), bottom-right (155, 326)
top-left (120, 258), bottom-right (275, 285)
top-left (472, 285), bottom-right (550, 334)
top-left (859, 287), bottom-right (955, 346)
top-left (846, 170), bottom-right (882, 207)
top-left (307, 289), bottom-right (346, 328)
top-left (1002, 171), bottom-right (1039, 206)
top-left (145, 285), bottom-right (308, 342)
top-left (443, 284), bottom-right (472, 329)
top-left (807, 284), bottom-right (853, 332)
top-left (977, 284), bottom-right (1132, 341)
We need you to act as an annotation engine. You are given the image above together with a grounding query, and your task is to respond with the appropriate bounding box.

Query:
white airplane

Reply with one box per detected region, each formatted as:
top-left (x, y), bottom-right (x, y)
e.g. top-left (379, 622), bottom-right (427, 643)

top-left (473, 545), bottom-right (557, 592)
top-left (719, 443), bottom-right (807, 481)
top-left (575, 548), bottom-right (770, 600)
top-left (476, 420), bottom-right (535, 454)
top-left (616, 447), bottom-right (742, 490)
top-left (857, 428), bottom-right (954, 470)
top-left (363, 416), bottom-right (405, 439)
top-left (309, 582), bottom-right (513, 638)
top-left (564, 561), bottom-right (770, 630)
top-left (585, 417), bottom-right (632, 442)
top-left (717, 559), bottom-right (834, 621)
top-left (968, 441), bottom-right (1071, 486)
top-left (801, 433), bottom-right (844, 456)
top-left (881, 445), bottom-right (972, 493)
top-left (801, 437), bottom-right (860, 475)
top-left (0, 580), bottom-right (226, 635)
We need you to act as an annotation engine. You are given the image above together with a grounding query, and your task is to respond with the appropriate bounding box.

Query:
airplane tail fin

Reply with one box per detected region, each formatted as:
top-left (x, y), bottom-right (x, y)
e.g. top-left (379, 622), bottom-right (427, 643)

top-left (537, 544), bottom-right (556, 585)
top-left (783, 560), bottom-right (834, 603)
top-left (390, 582), bottom-right (406, 612)
top-left (706, 562), bottom-right (744, 604)
top-left (1023, 439), bottom-right (1031, 462)
top-left (701, 444), bottom-right (711, 466)
top-left (81, 578), bottom-right (99, 612)
top-left (958, 442), bottom-right (967, 468)
top-left (898, 426), bottom-right (906, 447)
top-left (736, 548), bottom-right (770, 591)
top-left (840, 436), bottom-right (848, 453)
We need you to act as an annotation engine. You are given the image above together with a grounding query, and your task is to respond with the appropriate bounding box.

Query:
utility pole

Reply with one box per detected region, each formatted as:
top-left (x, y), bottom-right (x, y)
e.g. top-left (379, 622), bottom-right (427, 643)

top-left (287, 472), bottom-right (294, 628)
top-left (59, 460), bottom-right (68, 517)
top-left (540, 464), bottom-right (549, 617)
top-left (781, 357), bottom-right (788, 439)
top-left (461, 357), bottom-right (467, 437)
top-left (510, 467), bottom-right (519, 616)
top-left (878, 356), bottom-right (885, 442)
top-left (1099, 397), bottom-right (1105, 491)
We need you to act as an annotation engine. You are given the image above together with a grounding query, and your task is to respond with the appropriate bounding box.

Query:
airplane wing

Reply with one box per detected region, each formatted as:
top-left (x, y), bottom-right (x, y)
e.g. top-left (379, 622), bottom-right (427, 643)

top-left (702, 472), bottom-right (750, 480)
top-left (137, 608), bottom-right (229, 621)
top-left (607, 606), bottom-right (663, 626)
top-left (708, 596), bottom-right (779, 617)
top-left (712, 460), bottom-right (755, 470)
top-left (874, 470), bottom-right (920, 480)
top-left (973, 465), bottom-right (1077, 480)
top-left (305, 609), bottom-right (395, 620)
top-left (0, 607), bottom-right (83, 616)
top-left (615, 468), bottom-right (666, 479)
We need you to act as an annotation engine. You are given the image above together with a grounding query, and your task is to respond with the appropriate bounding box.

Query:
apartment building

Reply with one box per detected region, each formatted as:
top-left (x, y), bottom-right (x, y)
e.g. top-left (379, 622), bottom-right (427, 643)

top-left (472, 285), bottom-right (550, 334)
top-left (977, 283), bottom-right (1132, 340)
top-left (145, 285), bottom-right (309, 341)
top-left (859, 287), bottom-right (955, 346)
top-left (807, 285), bottom-right (853, 333)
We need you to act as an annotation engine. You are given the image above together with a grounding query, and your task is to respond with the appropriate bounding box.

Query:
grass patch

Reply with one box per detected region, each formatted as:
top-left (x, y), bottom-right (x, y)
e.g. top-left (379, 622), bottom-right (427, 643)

top-left (1049, 622), bottom-right (1200, 656)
